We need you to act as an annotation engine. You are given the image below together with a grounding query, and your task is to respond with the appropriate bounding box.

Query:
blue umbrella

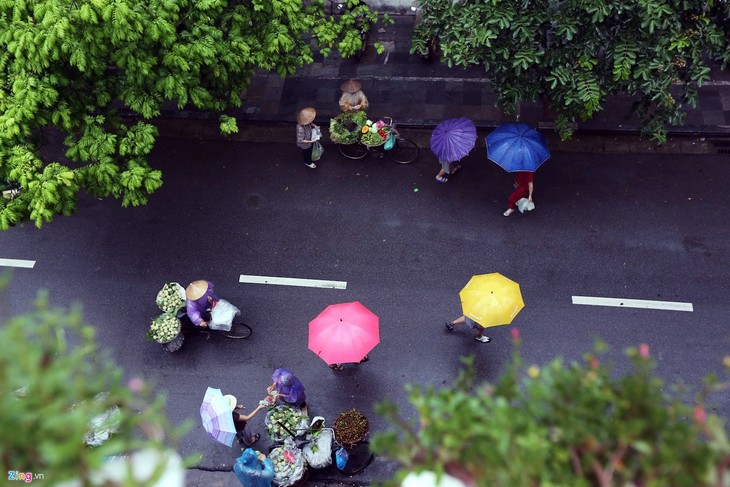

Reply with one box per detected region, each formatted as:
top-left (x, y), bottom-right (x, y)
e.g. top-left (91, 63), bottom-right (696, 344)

top-left (430, 117), bottom-right (477, 163)
top-left (485, 124), bottom-right (550, 172)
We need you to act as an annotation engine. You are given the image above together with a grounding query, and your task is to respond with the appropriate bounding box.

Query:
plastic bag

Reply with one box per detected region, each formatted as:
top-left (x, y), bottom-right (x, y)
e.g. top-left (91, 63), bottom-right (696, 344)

top-left (269, 439), bottom-right (305, 487)
top-left (335, 446), bottom-right (349, 471)
top-left (516, 198), bottom-right (535, 213)
top-left (311, 141), bottom-right (324, 161)
top-left (384, 131), bottom-right (395, 151)
top-left (303, 417), bottom-right (333, 469)
top-left (209, 299), bottom-right (239, 331)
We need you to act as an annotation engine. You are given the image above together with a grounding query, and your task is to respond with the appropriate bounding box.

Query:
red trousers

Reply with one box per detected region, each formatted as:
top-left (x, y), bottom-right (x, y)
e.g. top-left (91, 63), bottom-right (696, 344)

top-left (508, 185), bottom-right (528, 210)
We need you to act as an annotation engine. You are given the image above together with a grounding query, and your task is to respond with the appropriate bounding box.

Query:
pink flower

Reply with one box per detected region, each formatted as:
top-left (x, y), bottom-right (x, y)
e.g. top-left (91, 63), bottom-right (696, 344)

top-left (375, 120), bottom-right (385, 129)
top-left (510, 327), bottom-right (521, 342)
top-left (589, 357), bottom-right (600, 369)
top-left (639, 343), bottom-right (650, 357)
top-left (128, 377), bottom-right (145, 392)
top-left (694, 405), bottom-right (707, 424)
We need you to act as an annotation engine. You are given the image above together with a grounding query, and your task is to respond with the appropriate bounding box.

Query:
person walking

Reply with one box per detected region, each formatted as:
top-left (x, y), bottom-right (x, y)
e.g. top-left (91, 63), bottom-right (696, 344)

top-left (234, 448), bottom-right (274, 487)
top-left (267, 368), bottom-right (308, 415)
top-left (224, 394), bottom-right (265, 446)
top-left (339, 80), bottom-right (369, 113)
top-left (296, 107), bottom-right (319, 169)
top-left (328, 354), bottom-right (369, 372)
top-left (503, 171), bottom-right (534, 216)
top-left (445, 315), bottom-right (490, 343)
top-left (435, 158), bottom-right (462, 183)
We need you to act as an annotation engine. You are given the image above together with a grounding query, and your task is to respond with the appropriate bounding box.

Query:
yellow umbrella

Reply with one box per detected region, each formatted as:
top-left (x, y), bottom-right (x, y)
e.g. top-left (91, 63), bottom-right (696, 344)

top-left (459, 273), bottom-right (524, 328)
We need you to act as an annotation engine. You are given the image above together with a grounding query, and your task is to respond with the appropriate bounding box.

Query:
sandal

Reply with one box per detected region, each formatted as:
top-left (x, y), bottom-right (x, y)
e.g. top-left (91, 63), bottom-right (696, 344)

top-left (436, 175), bottom-right (448, 183)
top-left (329, 363), bottom-right (345, 371)
top-left (445, 321), bottom-right (455, 331)
top-left (245, 433), bottom-right (261, 446)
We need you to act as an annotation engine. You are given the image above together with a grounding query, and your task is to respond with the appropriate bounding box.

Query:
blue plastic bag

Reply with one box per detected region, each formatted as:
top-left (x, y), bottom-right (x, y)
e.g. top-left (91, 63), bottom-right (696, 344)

top-left (384, 132), bottom-right (395, 151)
top-left (335, 447), bottom-right (349, 471)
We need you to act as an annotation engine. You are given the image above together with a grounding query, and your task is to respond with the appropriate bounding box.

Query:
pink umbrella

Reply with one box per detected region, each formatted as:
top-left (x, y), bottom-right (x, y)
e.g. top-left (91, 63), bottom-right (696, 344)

top-left (308, 301), bottom-right (380, 365)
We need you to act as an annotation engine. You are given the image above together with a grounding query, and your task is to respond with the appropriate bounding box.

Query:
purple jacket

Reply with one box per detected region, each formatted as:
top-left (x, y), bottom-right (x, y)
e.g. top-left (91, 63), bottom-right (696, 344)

top-left (186, 281), bottom-right (219, 326)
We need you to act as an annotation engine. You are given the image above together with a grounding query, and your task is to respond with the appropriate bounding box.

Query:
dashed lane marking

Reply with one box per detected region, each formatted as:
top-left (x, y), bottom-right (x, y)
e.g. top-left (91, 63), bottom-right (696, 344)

top-left (572, 295), bottom-right (693, 312)
top-left (0, 258), bottom-right (36, 268)
top-left (239, 274), bottom-right (347, 290)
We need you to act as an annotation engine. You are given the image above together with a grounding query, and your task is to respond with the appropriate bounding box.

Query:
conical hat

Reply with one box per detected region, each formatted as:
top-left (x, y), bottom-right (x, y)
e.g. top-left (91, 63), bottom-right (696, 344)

top-left (223, 394), bottom-right (237, 410)
top-left (186, 280), bottom-right (208, 300)
top-left (297, 107), bottom-right (316, 124)
top-left (340, 79), bottom-right (362, 93)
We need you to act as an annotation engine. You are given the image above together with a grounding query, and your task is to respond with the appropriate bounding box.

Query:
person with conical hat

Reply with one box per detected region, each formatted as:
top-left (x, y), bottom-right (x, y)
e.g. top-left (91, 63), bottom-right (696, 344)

top-left (338, 79), bottom-right (369, 113)
top-left (185, 280), bottom-right (219, 328)
top-left (296, 107), bottom-right (319, 169)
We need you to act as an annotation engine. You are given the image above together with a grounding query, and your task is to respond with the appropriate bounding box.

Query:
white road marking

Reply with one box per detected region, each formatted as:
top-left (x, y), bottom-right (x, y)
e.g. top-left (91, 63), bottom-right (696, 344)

top-left (0, 258), bottom-right (36, 268)
top-left (239, 274), bottom-right (347, 289)
top-left (572, 295), bottom-right (693, 312)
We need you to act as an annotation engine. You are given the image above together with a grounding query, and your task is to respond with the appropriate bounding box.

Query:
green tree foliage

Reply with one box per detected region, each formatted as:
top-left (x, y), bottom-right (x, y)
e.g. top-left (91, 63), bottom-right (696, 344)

top-left (372, 334), bottom-right (730, 486)
top-left (0, 285), bottom-right (195, 485)
top-left (411, 0), bottom-right (730, 143)
top-left (0, 0), bottom-right (382, 229)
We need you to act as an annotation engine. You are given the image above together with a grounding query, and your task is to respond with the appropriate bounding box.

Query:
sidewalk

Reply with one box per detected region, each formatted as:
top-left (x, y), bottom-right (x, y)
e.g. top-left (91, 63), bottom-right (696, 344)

top-left (157, 15), bottom-right (730, 155)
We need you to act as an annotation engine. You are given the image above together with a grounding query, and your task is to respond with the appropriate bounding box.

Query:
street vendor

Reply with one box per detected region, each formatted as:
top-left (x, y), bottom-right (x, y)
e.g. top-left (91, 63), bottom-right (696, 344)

top-left (185, 280), bottom-right (219, 328)
top-left (233, 448), bottom-right (274, 487)
top-left (339, 79), bottom-right (369, 113)
top-left (267, 368), bottom-right (308, 415)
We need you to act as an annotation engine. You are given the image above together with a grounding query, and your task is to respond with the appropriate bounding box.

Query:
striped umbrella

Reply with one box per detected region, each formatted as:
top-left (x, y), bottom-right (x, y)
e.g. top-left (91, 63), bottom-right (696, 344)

top-left (200, 387), bottom-right (236, 447)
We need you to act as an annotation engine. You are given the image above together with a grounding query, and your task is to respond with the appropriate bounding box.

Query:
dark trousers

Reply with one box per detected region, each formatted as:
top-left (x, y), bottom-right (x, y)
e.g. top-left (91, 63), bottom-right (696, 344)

top-left (302, 145), bottom-right (313, 164)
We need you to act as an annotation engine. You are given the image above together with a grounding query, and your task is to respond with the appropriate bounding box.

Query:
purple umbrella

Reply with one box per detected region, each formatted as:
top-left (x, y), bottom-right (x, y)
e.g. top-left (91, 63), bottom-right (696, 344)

top-left (430, 117), bottom-right (477, 163)
top-left (200, 387), bottom-right (236, 447)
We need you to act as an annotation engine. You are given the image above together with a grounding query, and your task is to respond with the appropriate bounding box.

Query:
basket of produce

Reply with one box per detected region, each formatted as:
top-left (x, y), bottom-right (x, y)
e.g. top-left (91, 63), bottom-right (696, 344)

top-left (333, 409), bottom-right (369, 446)
top-left (156, 282), bottom-right (186, 313)
top-left (265, 405), bottom-right (309, 442)
top-left (360, 119), bottom-right (391, 148)
top-left (269, 439), bottom-right (306, 487)
top-left (329, 111), bottom-right (368, 145)
top-left (147, 313), bottom-right (183, 352)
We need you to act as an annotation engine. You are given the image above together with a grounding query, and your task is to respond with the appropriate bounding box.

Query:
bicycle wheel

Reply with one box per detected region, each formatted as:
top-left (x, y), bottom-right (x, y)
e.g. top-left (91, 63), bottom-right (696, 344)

top-left (388, 139), bottom-right (419, 164)
top-left (222, 319), bottom-right (253, 339)
top-left (339, 143), bottom-right (368, 160)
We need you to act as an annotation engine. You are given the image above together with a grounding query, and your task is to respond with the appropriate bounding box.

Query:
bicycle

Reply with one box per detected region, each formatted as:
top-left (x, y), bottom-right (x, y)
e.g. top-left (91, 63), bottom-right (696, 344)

top-left (179, 310), bottom-right (253, 340)
top-left (338, 117), bottom-right (419, 164)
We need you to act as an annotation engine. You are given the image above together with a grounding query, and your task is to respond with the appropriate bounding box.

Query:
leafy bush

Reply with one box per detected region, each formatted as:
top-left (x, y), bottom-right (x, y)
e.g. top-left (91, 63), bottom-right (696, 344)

top-left (372, 331), bottom-right (730, 486)
top-left (0, 286), bottom-right (195, 485)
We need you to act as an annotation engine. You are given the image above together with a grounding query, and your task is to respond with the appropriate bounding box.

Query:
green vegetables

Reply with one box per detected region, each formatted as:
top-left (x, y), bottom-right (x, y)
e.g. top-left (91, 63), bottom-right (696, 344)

top-left (329, 111), bottom-right (368, 144)
top-left (265, 406), bottom-right (307, 442)
top-left (147, 314), bottom-right (180, 343)
top-left (156, 283), bottom-right (185, 313)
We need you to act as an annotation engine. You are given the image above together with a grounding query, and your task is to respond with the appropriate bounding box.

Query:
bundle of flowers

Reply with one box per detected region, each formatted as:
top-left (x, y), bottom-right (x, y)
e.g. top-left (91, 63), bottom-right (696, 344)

top-left (146, 313), bottom-right (180, 343)
top-left (360, 119), bottom-right (390, 147)
top-left (155, 282), bottom-right (185, 313)
top-left (330, 111), bottom-right (368, 144)
top-left (333, 408), bottom-right (369, 444)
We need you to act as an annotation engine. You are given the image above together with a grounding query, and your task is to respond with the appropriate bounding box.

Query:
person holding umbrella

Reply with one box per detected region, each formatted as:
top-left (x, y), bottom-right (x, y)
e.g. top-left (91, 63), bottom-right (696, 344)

top-left (485, 123), bottom-right (549, 216)
top-left (445, 315), bottom-right (490, 343)
top-left (503, 171), bottom-right (534, 217)
top-left (430, 117), bottom-right (477, 183)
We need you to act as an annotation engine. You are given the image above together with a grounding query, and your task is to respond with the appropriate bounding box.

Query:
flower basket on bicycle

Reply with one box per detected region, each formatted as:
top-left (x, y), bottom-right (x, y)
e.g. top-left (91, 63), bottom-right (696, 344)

top-left (360, 119), bottom-right (391, 148)
top-left (329, 111), bottom-right (368, 145)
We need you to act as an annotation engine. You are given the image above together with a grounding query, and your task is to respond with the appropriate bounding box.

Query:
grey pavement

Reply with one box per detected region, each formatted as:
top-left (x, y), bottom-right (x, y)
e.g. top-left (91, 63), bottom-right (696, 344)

top-left (154, 14), bottom-right (730, 156)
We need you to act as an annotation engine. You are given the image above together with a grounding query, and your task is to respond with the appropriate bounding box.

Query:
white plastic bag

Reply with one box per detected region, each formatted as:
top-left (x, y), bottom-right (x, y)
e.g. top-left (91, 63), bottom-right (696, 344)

top-left (516, 197), bottom-right (535, 213)
top-left (270, 438), bottom-right (305, 487)
top-left (209, 299), bottom-right (239, 331)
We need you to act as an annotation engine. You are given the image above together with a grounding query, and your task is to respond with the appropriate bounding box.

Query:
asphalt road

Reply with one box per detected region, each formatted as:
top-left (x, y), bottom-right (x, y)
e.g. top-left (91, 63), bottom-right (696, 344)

top-left (2, 137), bottom-right (729, 483)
